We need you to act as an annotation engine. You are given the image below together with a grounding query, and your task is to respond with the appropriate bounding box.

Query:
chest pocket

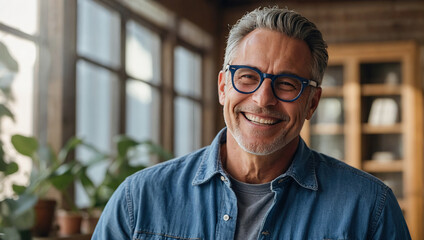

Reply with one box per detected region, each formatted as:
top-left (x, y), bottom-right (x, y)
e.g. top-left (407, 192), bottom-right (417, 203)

top-left (134, 230), bottom-right (202, 240)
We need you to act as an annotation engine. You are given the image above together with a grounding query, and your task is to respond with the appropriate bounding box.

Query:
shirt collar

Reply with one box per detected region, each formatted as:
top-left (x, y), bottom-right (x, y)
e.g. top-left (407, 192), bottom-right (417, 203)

top-left (277, 138), bottom-right (318, 191)
top-left (192, 128), bottom-right (318, 191)
top-left (192, 128), bottom-right (227, 186)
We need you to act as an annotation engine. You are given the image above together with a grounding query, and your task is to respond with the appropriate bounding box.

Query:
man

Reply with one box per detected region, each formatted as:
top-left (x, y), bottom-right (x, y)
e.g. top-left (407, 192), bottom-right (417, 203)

top-left (92, 7), bottom-right (410, 239)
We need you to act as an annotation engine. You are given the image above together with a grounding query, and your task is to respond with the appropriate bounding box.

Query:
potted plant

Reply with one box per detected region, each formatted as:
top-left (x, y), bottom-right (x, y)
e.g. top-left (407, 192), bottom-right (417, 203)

top-left (79, 135), bottom-right (173, 233)
top-left (9, 133), bottom-right (172, 236)
top-left (10, 134), bottom-right (104, 237)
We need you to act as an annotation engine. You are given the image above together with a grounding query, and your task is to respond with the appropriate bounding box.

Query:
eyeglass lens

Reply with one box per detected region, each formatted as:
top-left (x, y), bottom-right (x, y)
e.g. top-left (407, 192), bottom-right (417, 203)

top-left (233, 67), bottom-right (302, 101)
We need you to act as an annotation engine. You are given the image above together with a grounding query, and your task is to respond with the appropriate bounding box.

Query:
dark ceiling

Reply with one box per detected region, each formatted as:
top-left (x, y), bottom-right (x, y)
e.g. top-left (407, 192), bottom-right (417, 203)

top-left (215, 0), bottom-right (419, 8)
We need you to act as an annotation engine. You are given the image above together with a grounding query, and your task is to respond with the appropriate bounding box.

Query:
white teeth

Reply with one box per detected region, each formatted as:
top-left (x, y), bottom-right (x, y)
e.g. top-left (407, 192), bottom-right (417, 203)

top-left (244, 113), bottom-right (278, 125)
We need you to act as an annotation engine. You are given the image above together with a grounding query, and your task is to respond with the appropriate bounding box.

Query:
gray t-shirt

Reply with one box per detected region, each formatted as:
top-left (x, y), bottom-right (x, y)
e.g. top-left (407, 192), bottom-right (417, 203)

top-left (230, 177), bottom-right (275, 240)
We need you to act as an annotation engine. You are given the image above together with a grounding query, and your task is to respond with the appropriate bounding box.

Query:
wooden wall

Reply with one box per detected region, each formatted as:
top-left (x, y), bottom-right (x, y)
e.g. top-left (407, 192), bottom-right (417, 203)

top-left (220, 1), bottom-right (424, 44)
top-left (156, 0), bottom-right (424, 131)
top-left (154, 0), bottom-right (219, 35)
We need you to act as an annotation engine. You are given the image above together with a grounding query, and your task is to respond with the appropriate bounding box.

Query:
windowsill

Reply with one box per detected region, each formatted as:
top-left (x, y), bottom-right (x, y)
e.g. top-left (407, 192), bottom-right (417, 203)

top-left (33, 234), bottom-right (92, 240)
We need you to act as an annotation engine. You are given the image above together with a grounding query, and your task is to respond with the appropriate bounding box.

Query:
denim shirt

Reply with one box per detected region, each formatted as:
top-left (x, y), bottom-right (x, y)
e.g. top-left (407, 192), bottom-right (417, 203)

top-left (92, 128), bottom-right (410, 240)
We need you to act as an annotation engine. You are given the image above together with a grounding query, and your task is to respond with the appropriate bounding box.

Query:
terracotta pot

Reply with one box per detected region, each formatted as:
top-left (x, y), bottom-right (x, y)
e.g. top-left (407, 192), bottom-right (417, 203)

top-left (56, 210), bottom-right (83, 236)
top-left (33, 199), bottom-right (57, 237)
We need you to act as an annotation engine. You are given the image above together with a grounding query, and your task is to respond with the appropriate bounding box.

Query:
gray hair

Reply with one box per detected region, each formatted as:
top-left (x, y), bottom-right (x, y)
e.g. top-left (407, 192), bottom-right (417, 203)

top-left (223, 7), bottom-right (328, 84)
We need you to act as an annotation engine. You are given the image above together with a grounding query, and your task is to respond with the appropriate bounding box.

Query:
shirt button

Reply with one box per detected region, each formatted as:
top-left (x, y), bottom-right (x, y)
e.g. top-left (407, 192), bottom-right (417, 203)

top-left (220, 176), bottom-right (226, 182)
top-left (262, 231), bottom-right (270, 235)
top-left (223, 214), bottom-right (230, 221)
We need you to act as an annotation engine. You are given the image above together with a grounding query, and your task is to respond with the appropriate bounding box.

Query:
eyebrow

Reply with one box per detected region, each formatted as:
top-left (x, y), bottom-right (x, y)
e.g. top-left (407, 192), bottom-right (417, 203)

top-left (244, 64), bottom-right (308, 79)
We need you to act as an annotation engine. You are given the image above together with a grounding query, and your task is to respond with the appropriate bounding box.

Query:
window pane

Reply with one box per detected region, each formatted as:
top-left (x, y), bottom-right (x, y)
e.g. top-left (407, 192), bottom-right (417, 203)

top-left (126, 21), bottom-right (161, 83)
top-left (174, 46), bottom-right (201, 97)
top-left (174, 97), bottom-right (201, 157)
top-left (75, 60), bottom-right (119, 207)
top-left (0, 32), bottom-right (37, 197)
top-left (126, 79), bottom-right (160, 166)
top-left (0, 0), bottom-right (39, 35)
top-left (77, 0), bottom-right (120, 68)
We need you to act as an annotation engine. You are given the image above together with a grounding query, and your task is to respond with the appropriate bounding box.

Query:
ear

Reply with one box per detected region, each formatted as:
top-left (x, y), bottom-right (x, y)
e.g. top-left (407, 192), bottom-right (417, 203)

top-left (306, 87), bottom-right (322, 120)
top-left (218, 70), bottom-right (227, 105)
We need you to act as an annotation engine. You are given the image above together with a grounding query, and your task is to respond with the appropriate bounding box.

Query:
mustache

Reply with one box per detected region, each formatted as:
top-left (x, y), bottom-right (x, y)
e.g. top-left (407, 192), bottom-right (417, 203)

top-left (235, 105), bottom-right (290, 121)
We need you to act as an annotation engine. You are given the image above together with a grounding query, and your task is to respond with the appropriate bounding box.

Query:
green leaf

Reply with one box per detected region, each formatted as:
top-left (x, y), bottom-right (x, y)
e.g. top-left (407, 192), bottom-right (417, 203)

top-left (0, 104), bottom-right (15, 121)
top-left (50, 172), bottom-right (74, 191)
top-left (5, 193), bottom-right (38, 218)
top-left (11, 135), bottom-right (38, 157)
top-left (37, 145), bottom-right (57, 169)
top-left (83, 152), bottom-right (109, 166)
top-left (3, 195), bottom-right (36, 231)
top-left (58, 137), bottom-right (83, 163)
top-left (140, 140), bottom-right (173, 160)
top-left (115, 135), bottom-right (139, 157)
top-left (1, 227), bottom-right (21, 240)
top-left (53, 162), bottom-right (75, 176)
top-left (78, 168), bottom-right (96, 199)
top-left (0, 157), bottom-right (19, 176)
top-left (12, 184), bottom-right (26, 195)
top-left (5, 161), bottom-right (19, 175)
top-left (49, 163), bottom-right (76, 191)
top-left (13, 207), bottom-right (35, 230)
top-left (0, 158), bottom-right (6, 171)
top-left (0, 41), bottom-right (19, 72)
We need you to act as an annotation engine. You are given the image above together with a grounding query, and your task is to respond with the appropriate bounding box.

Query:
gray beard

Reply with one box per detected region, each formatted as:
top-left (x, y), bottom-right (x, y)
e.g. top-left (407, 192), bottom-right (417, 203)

top-left (224, 114), bottom-right (290, 156)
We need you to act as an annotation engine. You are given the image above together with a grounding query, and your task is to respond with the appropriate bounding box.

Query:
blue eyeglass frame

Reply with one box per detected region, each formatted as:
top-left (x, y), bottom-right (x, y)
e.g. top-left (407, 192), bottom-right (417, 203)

top-left (225, 64), bottom-right (319, 102)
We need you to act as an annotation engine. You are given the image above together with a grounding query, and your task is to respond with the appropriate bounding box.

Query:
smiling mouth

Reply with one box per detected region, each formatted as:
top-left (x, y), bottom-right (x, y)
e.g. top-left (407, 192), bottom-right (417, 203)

top-left (242, 112), bottom-right (283, 125)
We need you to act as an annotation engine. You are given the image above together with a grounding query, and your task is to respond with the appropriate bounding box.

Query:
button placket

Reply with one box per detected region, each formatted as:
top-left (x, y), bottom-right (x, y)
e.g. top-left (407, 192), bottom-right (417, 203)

top-left (215, 177), bottom-right (238, 240)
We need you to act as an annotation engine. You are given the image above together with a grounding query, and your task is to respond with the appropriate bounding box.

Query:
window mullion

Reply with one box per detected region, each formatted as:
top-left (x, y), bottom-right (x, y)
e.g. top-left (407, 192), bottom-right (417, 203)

top-left (161, 32), bottom-right (177, 153)
top-left (119, 13), bottom-right (127, 135)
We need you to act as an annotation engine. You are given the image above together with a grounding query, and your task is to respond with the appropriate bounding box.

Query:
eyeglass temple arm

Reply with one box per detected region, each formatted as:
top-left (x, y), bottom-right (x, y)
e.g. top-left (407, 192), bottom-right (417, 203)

top-left (309, 80), bottom-right (320, 88)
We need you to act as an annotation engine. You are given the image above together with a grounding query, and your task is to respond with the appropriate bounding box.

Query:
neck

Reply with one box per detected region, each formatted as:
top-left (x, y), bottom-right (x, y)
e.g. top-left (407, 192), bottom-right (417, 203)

top-left (221, 135), bottom-right (299, 184)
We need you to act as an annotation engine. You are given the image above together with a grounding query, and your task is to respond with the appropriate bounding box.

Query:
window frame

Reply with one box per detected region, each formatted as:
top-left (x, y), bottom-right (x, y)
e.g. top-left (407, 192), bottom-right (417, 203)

top-left (74, 0), bottom-right (216, 157)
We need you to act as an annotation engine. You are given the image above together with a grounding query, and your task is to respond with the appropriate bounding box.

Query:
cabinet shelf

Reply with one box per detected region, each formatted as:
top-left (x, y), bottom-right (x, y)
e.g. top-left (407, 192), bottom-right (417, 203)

top-left (362, 123), bottom-right (402, 134)
top-left (363, 160), bottom-right (403, 172)
top-left (362, 84), bottom-right (402, 96)
top-left (310, 124), bottom-right (344, 135)
top-left (321, 86), bottom-right (344, 97)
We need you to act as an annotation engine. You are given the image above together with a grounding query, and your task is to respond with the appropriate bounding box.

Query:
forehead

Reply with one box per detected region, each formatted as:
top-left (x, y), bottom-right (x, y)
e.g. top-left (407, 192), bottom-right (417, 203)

top-left (232, 29), bottom-right (312, 77)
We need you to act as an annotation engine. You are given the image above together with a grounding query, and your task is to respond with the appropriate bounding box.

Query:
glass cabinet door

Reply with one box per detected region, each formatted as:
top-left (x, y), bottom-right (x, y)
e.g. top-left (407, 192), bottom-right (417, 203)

top-left (360, 62), bottom-right (404, 201)
top-left (310, 65), bottom-right (345, 161)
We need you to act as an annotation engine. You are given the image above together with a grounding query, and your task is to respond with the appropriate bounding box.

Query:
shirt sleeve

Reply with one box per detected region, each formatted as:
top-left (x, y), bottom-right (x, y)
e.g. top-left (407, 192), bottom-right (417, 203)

top-left (91, 178), bottom-right (133, 240)
top-left (371, 188), bottom-right (411, 240)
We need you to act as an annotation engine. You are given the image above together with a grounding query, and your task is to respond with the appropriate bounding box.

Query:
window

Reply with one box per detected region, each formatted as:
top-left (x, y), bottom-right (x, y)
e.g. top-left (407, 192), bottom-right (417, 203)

top-left (17, 0), bottom-right (217, 208)
top-left (125, 20), bottom-right (161, 165)
top-left (125, 21), bottom-right (161, 137)
top-left (75, 0), bottom-right (122, 207)
top-left (77, 0), bottom-right (121, 68)
top-left (0, 0), bottom-right (216, 208)
top-left (0, 0), bottom-right (40, 197)
top-left (174, 46), bottom-right (202, 157)
top-left (75, 0), bottom-right (164, 207)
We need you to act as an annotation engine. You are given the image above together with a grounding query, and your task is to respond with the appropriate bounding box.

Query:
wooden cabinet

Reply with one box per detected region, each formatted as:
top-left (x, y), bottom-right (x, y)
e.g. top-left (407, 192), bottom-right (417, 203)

top-left (302, 41), bottom-right (423, 239)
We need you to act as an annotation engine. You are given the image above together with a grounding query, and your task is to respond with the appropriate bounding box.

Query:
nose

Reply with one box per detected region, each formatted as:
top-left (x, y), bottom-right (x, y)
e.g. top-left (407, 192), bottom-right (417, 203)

top-left (251, 78), bottom-right (278, 107)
